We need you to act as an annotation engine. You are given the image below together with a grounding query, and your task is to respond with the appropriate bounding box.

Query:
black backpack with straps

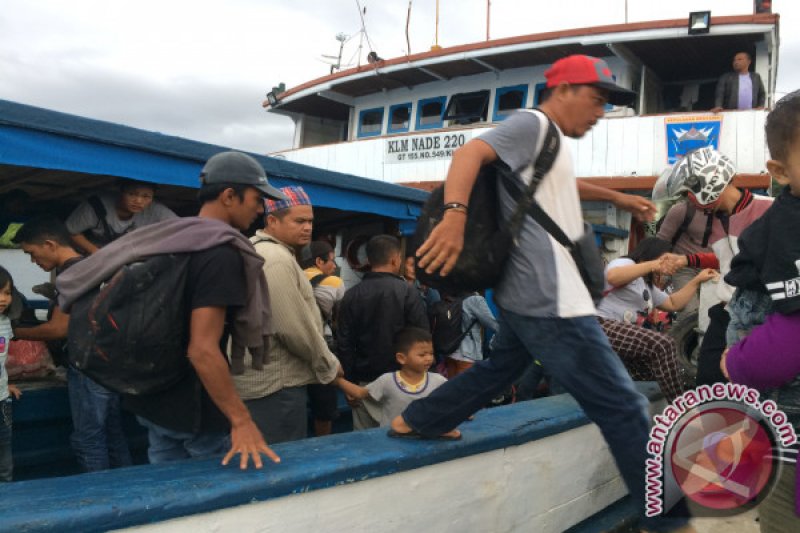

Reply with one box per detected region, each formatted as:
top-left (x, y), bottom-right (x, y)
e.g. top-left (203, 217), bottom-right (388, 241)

top-left (429, 296), bottom-right (478, 361)
top-left (413, 113), bottom-right (560, 293)
top-left (67, 254), bottom-right (192, 395)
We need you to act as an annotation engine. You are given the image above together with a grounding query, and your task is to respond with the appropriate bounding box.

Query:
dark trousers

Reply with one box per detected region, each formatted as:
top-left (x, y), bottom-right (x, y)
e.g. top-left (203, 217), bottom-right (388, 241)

top-left (696, 302), bottom-right (730, 387)
top-left (245, 386), bottom-right (308, 445)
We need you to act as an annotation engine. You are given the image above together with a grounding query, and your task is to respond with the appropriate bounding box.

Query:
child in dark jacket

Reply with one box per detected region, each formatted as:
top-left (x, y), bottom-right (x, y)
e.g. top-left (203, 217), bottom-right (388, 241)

top-left (722, 90), bottom-right (800, 528)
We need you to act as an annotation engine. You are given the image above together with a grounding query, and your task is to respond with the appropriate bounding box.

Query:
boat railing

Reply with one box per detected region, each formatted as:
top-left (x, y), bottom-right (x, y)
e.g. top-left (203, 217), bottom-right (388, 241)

top-left (0, 383), bottom-right (664, 533)
top-left (274, 109), bottom-right (770, 186)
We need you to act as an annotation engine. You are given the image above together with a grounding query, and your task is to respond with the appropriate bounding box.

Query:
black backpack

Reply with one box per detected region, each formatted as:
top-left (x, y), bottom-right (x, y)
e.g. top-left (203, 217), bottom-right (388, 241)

top-left (413, 115), bottom-right (559, 293)
top-left (429, 296), bottom-right (477, 360)
top-left (67, 254), bottom-right (191, 395)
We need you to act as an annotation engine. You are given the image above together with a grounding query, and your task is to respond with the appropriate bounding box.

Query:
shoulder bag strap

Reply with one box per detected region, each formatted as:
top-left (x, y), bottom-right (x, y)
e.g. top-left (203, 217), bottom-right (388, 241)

top-left (701, 211), bottom-right (714, 248)
top-left (87, 195), bottom-right (116, 243)
top-left (500, 111), bottom-right (561, 238)
top-left (458, 317), bottom-right (480, 344)
top-left (309, 273), bottom-right (328, 288)
top-left (671, 203), bottom-right (695, 247)
top-left (526, 201), bottom-right (574, 251)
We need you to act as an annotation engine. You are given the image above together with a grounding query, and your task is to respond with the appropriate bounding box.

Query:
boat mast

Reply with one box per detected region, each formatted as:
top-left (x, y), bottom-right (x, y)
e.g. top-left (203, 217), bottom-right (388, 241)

top-left (486, 0), bottom-right (490, 40)
top-left (431, 0), bottom-right (442, 51)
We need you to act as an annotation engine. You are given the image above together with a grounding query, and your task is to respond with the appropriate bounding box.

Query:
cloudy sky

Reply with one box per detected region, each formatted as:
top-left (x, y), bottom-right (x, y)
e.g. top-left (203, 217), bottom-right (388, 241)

top-left (1, 0), bottom-right (797, 154)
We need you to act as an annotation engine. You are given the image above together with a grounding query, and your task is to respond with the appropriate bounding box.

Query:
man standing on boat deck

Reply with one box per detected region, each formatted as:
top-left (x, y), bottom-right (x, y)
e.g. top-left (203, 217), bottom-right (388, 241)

top-left (13, 217), bottom-right (132, 473)
top-left (56, 151), bottom-right (284, 469)
top-left (390, 55), bottom-right (693, 532)
top-left (711, 51), bottom-right (765, 112)
top-left (232, 186), bottom-right (342, 444)
top-left (337, 235), bottom-right (430, 430)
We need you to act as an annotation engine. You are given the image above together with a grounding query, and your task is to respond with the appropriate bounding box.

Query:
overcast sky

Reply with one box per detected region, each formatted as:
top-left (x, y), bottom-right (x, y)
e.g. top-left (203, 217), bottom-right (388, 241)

top-left (1, 0), bottom-right (797, 154)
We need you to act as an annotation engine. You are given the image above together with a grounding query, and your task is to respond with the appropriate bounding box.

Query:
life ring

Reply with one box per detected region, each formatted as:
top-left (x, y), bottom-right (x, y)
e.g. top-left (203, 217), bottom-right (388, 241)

top-left (345, 235), bottom-right (371, 272)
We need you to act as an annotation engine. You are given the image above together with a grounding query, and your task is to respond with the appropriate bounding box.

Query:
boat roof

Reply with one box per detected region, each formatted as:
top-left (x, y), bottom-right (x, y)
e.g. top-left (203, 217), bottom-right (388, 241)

top-left (267, 13), bottom-right (779, 120)
top-left (0, 99), bottom-right (428, 220)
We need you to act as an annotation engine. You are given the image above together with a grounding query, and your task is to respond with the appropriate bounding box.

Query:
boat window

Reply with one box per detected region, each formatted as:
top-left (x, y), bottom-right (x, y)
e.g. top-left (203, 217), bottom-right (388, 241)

top-left (357, 107), bottom-right (384, 138)
top-left (532, 82), bottom-right (548, 106)
top-left (388, 103), bottom-right (412, 133)
top-left (415, 96), bottom-right (447, 130)
top-left (443, 90), bottom-right (490, 125)
top-left (492, 84), bottom-right (529, 121)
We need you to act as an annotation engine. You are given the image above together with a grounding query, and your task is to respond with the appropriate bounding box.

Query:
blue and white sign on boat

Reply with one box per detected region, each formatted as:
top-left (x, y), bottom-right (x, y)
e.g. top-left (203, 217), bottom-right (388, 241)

top-left (665, 115), bottom-right (723, 164)
top-left (384, 131), bottom-right (473, 164)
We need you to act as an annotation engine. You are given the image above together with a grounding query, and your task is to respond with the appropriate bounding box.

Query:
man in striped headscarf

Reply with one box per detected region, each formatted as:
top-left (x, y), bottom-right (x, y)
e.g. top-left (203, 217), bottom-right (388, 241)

top-left (232, 186), bottom-right (342, 444)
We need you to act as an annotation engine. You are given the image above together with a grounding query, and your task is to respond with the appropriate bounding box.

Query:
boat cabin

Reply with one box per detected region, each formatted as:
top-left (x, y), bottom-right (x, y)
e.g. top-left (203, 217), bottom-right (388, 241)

top-left (265, 13), bottom-right (778, 193)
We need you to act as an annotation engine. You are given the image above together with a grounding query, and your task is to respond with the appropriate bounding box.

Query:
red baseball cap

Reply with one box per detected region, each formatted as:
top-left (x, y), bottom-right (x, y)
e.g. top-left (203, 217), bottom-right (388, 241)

top-left (545, 55), bottom-right (636, 106)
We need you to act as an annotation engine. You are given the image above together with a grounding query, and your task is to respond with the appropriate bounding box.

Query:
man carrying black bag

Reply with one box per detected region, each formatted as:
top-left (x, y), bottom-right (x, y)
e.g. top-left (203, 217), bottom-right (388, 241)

top-left (390, 55), bottom-right (692, 532)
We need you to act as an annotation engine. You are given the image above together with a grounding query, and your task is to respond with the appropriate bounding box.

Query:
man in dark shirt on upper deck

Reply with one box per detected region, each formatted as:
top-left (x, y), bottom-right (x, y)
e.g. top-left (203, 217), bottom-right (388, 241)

top-left (711, 51), bottom-right (766, 112)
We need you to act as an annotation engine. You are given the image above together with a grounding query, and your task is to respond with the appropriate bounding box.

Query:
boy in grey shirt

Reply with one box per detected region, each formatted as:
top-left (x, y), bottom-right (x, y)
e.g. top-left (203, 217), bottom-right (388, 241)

top-left (334, 327), bottom-right (451, 433)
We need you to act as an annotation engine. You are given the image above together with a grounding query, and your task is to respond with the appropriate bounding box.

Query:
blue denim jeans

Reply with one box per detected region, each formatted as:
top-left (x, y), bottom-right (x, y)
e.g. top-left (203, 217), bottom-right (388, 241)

top-left (0, 398), bottom-right (12, 482)
top-left (402, 310), bottom-right (689, 531)
top-left (67, 367), bottom-right (132, 472)
top-left (137, 416), bottom-right (229, 464)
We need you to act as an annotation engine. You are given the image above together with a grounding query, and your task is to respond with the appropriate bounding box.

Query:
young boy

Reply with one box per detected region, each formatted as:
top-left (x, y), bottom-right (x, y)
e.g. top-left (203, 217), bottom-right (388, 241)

top-left (722, 89), bottom-right (800, 529)
top-left (334, 327), bottom-right (454, 436)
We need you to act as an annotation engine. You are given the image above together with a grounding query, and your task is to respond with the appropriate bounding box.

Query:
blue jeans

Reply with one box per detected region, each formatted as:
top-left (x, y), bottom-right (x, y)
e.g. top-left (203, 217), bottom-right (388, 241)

top-left (0, 398), bottom-right (12, 482)
top-left (402, 311), bottom-right (689, 531)
top-left (137, 416), bottom-right (229, 464)
top-left (67, 367), bottom-right (132, 472)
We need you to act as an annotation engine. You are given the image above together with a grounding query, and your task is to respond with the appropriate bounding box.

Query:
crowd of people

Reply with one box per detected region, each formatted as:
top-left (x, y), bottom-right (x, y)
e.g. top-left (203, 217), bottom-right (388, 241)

top-left (0, 51), bottom-right (798, 532)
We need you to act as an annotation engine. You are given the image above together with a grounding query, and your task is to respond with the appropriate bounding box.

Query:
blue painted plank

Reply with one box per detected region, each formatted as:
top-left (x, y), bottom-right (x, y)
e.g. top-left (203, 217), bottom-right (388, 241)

top-left (0, 382), bottom-right (662, 533)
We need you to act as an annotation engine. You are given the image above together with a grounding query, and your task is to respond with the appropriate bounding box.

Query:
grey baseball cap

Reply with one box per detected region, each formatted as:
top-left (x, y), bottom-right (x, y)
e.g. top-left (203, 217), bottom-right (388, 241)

top-left (200, 151), bottom-right (287, 200)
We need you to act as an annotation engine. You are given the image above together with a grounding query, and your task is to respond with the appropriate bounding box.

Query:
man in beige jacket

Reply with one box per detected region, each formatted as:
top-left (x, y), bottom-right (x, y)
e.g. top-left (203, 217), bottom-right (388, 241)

top-left (233, 186), bottom-right (342, 444)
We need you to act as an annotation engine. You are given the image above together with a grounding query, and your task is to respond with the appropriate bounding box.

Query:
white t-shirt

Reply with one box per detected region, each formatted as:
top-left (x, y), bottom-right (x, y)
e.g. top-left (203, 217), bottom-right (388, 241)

top-left (479, 110), bottom-right (595, 318)
top-left (597, 258), bottom-right (668, 323)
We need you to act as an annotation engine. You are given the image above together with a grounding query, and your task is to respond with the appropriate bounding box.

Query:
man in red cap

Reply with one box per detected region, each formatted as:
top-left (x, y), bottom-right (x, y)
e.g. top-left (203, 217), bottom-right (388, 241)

top-left (390, 55), bottom-right (693, 531)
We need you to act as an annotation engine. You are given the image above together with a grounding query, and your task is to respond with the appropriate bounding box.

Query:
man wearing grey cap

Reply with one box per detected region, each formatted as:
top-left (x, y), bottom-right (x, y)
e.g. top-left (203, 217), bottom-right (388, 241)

top-left (58, 150), bottom-right (287, 470)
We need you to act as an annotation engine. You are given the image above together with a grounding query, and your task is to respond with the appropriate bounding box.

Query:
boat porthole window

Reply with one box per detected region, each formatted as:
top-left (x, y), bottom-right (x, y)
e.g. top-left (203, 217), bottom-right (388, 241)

top-left (493, 84), bottom-right (529, 122)
top-left (357, 107), bottom-right (384, 138)
top-left (388, 103), bottom-right (412, 133)
top-left (415, 96), bottom-right (447, 130)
